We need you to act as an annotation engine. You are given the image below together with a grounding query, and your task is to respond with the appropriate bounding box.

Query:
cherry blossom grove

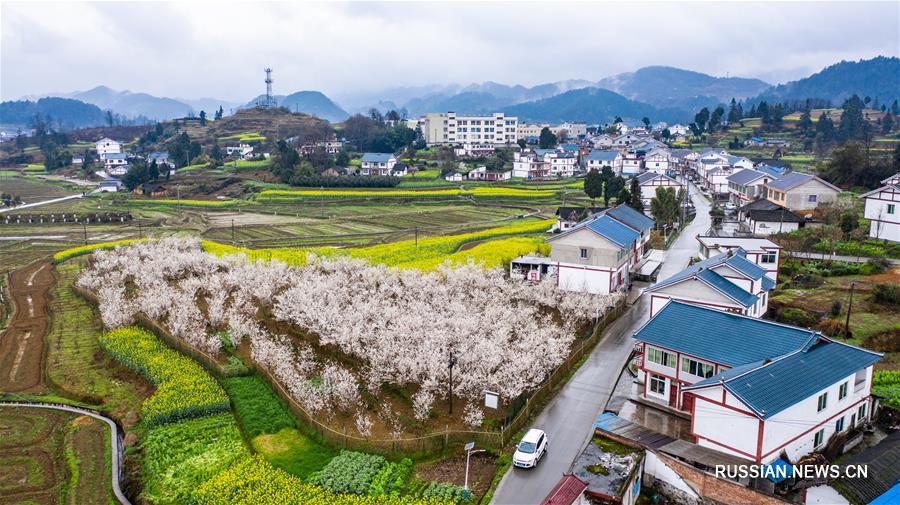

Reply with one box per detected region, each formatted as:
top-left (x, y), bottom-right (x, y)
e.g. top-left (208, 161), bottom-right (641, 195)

top-left (78, 237), bottom-right (621, 433)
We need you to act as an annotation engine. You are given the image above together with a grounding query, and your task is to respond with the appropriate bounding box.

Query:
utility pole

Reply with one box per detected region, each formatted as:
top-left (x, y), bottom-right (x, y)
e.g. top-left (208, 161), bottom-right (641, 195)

top-left (82, 221), bottom-right (87, 245)
top-left (415, 226), bottom-right (419, 248)
top-left (844, 281), bottom-right (856, 338)
top-left (231, 219), bottom-right (235, 242)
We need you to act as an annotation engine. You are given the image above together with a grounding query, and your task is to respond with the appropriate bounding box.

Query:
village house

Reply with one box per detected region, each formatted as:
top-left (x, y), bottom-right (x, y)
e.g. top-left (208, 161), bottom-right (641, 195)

top-left (696, 235), bottom-right (781, 281)
top-left (103, 152), bottom-right (128, 170)
top-left (147, 151), bottom-right (174, 169)
top-left (225, 143), bottom-right (254, 159)
top-left (764, 172), bottom-right (841, 212)
top-left (642, 149), bottom-right (673, 174)
top-left (95, 137), bottom-right (121, 157)
top-left (512, 150), bottom-right (550, 179)
top-left (634, 301), bottom-right (881, 465)
top-left (547, 205), bottom-right (654, 294)
top-left (586, 150), bottom-right (623, 175)
top-left (466, 165), bottom-right (511, 181)
top-left (444, 171), bottom-right (464, 182)
top-left (541, 474), bottom-right (590, 505)
top-left (591, 134), bottom-right (615, 149)
top-left (621, 153), bottom-right (643, 177)
top-left (546, 151), bottom-right (579, 178)
top-left (859, 173), bottom-right (900, 242)
top-left (726, 168), bottom-right (780, 205)
top-left (643, 248), bottom-right (773, 319)
top-left (737, 199), bottom-right (804, 236)
top-left (359, 153), bottom-right (398, 176)
top-left (554, 206), bottom-right (604, 232)
top-left (453, 143), bottom-right (496, 158)
top-left (606, 204), bottom-right (655, 266)
top-left (635, 172), bottom-right (682, 208)
top-left (134, 182), bottom-right (167, 197)
top-left (98, 179), bottom-right (123, 193)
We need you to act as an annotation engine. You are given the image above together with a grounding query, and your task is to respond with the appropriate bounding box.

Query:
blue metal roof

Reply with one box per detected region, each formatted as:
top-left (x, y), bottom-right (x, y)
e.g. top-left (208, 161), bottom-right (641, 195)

top-left (586, 215), bottom-right (640, 248)
top-left (723, 252), bottom-right (774, 291)
top-left (361, 153), bottom-right (395, 163)
top-left (689, 338), bottom-right (881, 419)
top-left (727, 169), bottom-right (766, 186)
top-left (607, 204), bottom-right (655, 232)
top-left (755, 164), bottom-right (786, 178)
top-left (633, 301), bottom-right (816, 366)
top-left (587, 149), bottom-right (620, 161)
top-left (870, 483), bottom-right (900, 505)
top-left (696, 269), bottom-right (759, 307)
top-left (559, 143), bottom-right (580, 152)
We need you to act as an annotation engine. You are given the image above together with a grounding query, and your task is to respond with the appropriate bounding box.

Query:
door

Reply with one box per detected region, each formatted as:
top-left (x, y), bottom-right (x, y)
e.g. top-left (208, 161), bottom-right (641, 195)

top-left (681, 392), bottom-right (695, 413)
top-left (669, 383), bottom-right (678, 408)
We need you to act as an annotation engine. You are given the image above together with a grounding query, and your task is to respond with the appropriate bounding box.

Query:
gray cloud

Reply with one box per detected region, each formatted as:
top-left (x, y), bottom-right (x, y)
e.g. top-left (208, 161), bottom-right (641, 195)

top-left (2, 1), bottom-right (898, 103)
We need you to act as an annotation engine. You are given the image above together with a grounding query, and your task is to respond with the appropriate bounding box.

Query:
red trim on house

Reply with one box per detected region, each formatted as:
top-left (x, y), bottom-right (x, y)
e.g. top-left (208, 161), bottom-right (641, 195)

top-left (694, 435), bottom-right (757, 460)
top-left (756, 419), bottom-right (765, 461)
top-left (760, 396), bottom-right (870, 460)
top-left (693, 391), bottom-right (759, 417)
top-left (649, 293), bottom-right (742, 312)
top-left (556, 263), bottom-right (614, 273)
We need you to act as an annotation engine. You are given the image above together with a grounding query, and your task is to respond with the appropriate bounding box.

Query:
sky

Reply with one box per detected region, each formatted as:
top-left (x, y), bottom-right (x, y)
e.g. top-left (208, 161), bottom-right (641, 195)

top-left (2, 1), bottom-right (899, 106)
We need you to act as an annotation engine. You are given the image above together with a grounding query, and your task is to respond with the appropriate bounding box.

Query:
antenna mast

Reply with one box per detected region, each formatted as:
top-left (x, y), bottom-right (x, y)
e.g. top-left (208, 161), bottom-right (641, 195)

top-left (264, 68), bottom-right (275, 108)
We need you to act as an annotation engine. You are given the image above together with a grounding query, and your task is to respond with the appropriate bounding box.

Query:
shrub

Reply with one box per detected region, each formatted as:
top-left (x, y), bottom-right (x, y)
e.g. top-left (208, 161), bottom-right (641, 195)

top-left (99, 327), bottom-right (230, 426)
top-left (777, 307), bottom-right (816, 327)
top-left (859, 258), bottom-right (889, 275)
top-left (872, 283), bottom-right (900, 307)
top-left (872, 371), bottom-right (900, 409)
top-left (421, 482), bottom-right (472, 504)
top-left (817, 318), bottom-right (848, 338)
top-left (830, 300), bottom-right (842, 317)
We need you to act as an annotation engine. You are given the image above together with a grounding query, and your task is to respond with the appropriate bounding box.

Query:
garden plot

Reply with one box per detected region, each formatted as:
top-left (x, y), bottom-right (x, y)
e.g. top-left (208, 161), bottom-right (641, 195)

top-left (77, 237), bottom-right (621, 439)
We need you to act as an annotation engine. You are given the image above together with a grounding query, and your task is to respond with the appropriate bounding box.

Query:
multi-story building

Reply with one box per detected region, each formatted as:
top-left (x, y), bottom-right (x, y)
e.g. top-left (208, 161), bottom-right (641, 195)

top-left (860, 173), bottom-right (900, 242)
top-left (95, 137), bottom-right (121, 157)
top-left (359, 153), bottom-right (397, 176)
top-left (517, 122), bottom-right (588, 140)
top-left (764, 172), bottom-right (841, 212)
top-left (421, 112), bottom-right (517, 145)
top-left (512, 150), bottom-right (550, 179)
top-left (586, 150), bottom-right (623, 175)
top-left (634, 301), bottom-right (881, 465)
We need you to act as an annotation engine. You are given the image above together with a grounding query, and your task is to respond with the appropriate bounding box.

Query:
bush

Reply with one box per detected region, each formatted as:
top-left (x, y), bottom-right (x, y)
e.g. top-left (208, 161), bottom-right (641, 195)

top-left (859, 258), bottom-right (889, 275)
top-left (817, 318), bottom-right (848, 338)
top-left (421, 482), bottom-right (472, 504)
top-left (872, 283), bottom-right (900, 308)
top-left (777, 307), bottom-right (816, 327)
top-left (830, 300), bottom-right (842, 317)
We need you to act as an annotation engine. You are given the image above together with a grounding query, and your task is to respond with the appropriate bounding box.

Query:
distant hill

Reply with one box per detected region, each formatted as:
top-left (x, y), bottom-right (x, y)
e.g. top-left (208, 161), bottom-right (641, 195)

top-left (69, 86), bottom-right (196, 120)
top-left (401, 80), bottom-right (595, 116)
top-left (244, 91), bottom-right (349, 123)
top-left (0, 97), bottom-right (107, 129)
top-left (752, 56), bottom-right (900, 105)
top-left (212, 107), bottom-right (333, 143)
top-left (597, 66), bottom-right (770, 111)
top-left (501, 87), bottom-right (680, 124)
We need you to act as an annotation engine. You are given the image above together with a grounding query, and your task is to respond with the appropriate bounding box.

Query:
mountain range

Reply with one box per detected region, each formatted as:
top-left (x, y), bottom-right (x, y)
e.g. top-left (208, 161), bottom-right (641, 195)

top-left (3, 56), bottom-right (897, 129)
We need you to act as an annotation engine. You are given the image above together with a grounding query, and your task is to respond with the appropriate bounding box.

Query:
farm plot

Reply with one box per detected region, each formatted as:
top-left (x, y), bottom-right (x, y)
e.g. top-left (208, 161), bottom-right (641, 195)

top-left (0, 261), bottom-right (55, 393)
top-left (0, 177), bottom-right (75, 204)
top-left (0, 407), bottom-right (110, 505)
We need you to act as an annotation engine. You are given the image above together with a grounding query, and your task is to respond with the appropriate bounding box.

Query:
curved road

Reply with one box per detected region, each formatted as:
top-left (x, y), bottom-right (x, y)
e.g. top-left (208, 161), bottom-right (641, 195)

top-left (491, 180), bottom-right (710, 504)
top-left (0, 401), bottom-right (132, 505)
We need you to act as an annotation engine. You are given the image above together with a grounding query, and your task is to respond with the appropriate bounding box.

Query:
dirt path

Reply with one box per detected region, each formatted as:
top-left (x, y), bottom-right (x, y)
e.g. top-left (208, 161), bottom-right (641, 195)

top-left (0, 260), bottom-right (55, 393)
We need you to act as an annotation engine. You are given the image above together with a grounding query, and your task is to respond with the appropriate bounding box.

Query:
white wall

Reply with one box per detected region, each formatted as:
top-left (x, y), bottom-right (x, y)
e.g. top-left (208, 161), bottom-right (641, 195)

top-left (863, 189), bottom-right (900, 242)
top-left (557, 263), bottom-right (614, 294)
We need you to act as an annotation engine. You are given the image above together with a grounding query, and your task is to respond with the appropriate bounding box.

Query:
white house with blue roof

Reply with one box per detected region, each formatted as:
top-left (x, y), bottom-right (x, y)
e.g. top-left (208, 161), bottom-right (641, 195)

top-left (644, 248), bottom-right (773, 318)
top-left (726, 168), bottom-right (780, 206)
top-left (359, 153), bottom-right (398, 176)
top-left (586, 149), bottom-right (623, 175)
top-left (634, 301), bottom-right (881, 465)
top-left (547, 204), bottom-right (654, 294)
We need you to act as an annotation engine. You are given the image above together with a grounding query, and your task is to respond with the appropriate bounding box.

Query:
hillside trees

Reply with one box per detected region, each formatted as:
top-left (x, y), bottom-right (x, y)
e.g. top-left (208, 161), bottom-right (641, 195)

top-left (583, 168), bottom-right (603, 205)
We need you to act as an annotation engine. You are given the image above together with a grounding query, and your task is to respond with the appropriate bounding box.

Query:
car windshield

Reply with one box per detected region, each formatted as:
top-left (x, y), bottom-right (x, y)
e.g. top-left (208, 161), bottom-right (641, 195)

top-left (518, 441), bottom-right (537, 454)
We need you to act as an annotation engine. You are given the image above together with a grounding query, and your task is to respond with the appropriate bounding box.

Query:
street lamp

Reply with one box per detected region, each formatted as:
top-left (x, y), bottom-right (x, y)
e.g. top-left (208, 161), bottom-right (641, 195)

top-left (463, 442), bottom-right (485, 498)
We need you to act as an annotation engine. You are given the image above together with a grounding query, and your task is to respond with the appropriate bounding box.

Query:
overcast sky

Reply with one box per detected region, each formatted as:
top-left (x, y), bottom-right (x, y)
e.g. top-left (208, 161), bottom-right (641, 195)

top-left (2, 1), bottom-right (898, 104)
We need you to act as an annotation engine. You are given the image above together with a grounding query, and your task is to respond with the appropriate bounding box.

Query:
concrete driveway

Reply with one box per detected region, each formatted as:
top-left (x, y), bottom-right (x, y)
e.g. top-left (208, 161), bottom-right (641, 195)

top-left (491, 181), bottom-right (711, 505)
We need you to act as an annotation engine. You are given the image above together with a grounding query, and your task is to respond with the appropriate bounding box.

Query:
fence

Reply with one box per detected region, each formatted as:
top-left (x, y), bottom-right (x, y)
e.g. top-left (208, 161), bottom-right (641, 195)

top-left (74, 284), bottom-right (626, 456)
top-left (499, 298), bottom-right (626, 445)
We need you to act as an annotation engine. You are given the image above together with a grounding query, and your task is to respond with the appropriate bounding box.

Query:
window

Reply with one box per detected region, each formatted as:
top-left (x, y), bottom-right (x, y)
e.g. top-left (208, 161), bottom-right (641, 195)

top-left (649, 374), bottom-right (666, 395)
top-left (817, 392), bottom-right (828, 412)
top-left (858, 403), bottom-right (867, 421)
top-left (835, 416), bottom-right (845, 432)
top-left (808, 194), bottom-right (817, 202)
top-left (647, 348), bottom-right (676, 368)
top-left (839, 382), bottom-right (848, 400)
top-left (761, 252), bottom-right (777, 264)
top-left (888, 204), bottom-right (896, 215)
top-left (682, 357), bottom-right (715, 378)
top-left (580, 248), bottom-right (588, 259)
top-left (855, 369), bottom-right (867, 391)
top-left (814, 429), bottom-right (825, 448)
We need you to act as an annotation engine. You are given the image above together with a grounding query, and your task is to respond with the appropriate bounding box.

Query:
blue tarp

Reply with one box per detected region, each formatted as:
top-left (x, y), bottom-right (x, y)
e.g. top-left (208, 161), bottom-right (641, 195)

top-left (765, 458), bottom-right (792, 483)
top-left (870, 482), bottom-right (900, 505)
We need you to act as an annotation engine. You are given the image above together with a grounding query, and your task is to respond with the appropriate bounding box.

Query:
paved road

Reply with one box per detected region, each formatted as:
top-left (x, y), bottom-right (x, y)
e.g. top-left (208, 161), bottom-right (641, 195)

top-left (491, 181), bottom-right (711, 505)
top-left (0, 401), bottom-right (131, 505)
top-left (0, 193), bottom-right (83, 214)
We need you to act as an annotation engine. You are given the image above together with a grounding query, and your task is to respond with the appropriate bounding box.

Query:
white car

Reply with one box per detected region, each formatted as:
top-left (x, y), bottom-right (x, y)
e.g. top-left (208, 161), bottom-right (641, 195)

top-left (513, 428), bottom-right (548, 468)
top-left (724, 202), bottom-right (737, 211)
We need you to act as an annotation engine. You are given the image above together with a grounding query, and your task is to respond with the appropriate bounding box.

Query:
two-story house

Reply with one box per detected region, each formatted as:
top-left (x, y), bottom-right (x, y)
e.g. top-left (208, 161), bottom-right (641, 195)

top-left (636, 172), bottom-right (683, 208)
top-left (643, 149), bottom-right (673, 174)
top-left (644, 248), bottom-right (773, 319)
top-left (95, 137), bottom-right (121, 157)
top-left (764, 172), bottom-right (841, 212)
top-left (859, 173), bottom-right (900, 243)
top-left (512, 150), bottom-right (550, 179)
top-left (548, 210), bottom-right (649, 295)
top-left (586, 150), bottom-right (623, 175)
top-left (634, 301), bottom-right (881, 464)
top-left (359, 153), bottom-right (398, 176)
top-left (696, 235), bottom-right (781, 282)
top-left (606, 204), bottom-right (655, 266)
top-left (727, 168), bottom-right (779, 206)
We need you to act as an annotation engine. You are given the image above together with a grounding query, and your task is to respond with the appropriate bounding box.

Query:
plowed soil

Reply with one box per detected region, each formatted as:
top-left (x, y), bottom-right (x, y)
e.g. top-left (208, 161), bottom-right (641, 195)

top-left (0, 261), bottom-right (54, 393)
